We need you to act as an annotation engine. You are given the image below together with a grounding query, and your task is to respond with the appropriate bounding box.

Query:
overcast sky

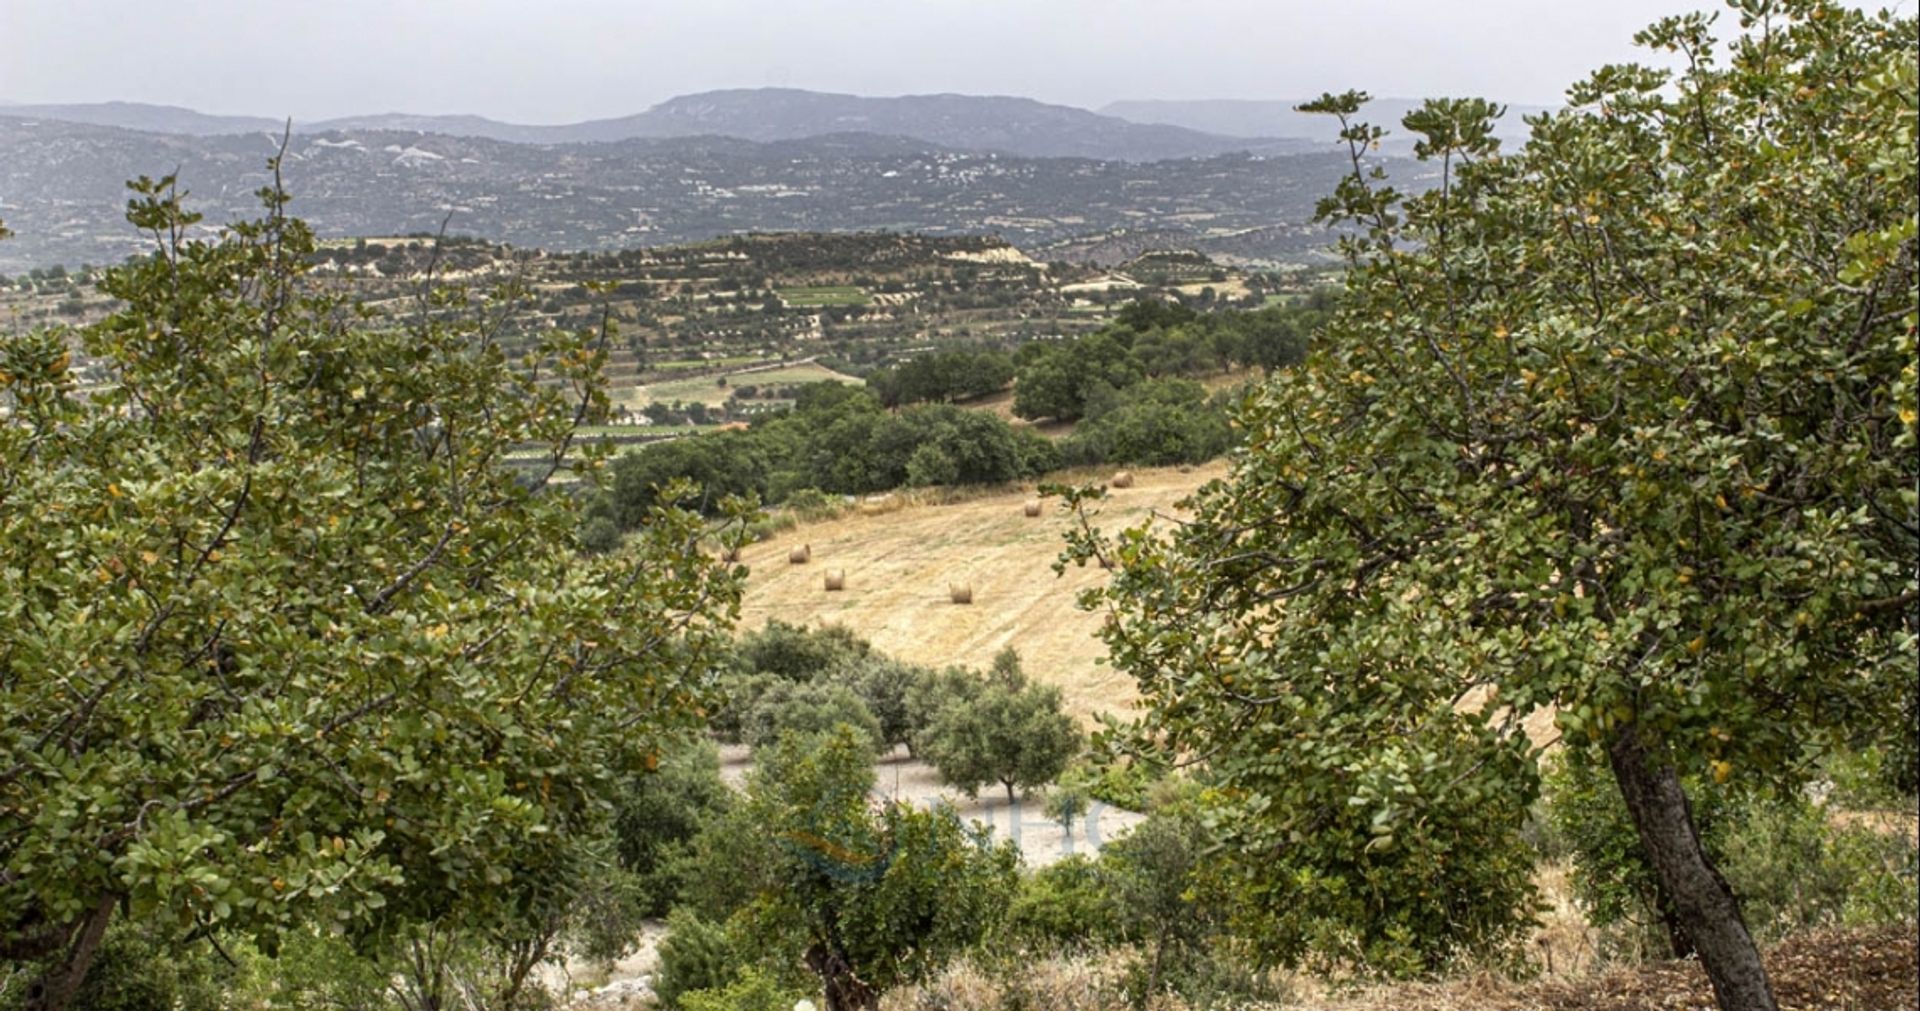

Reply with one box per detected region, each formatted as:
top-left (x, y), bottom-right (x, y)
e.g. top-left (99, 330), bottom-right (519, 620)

top-left (0, 0), bottom-right (1860, 123)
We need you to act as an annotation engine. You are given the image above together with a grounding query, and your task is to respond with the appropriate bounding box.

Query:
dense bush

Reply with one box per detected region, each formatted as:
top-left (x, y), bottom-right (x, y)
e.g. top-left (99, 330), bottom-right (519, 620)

top-left (868, 348), bottom-right (1016, 406)
top-left (611, 738), bottom-right (734, 918)
top-left (1059, 378), bottom-right (1235, 468)
top-left (678, 968), bottom-right (807, 1011)
top-left (0, 923), bottom-right (238, 1011)
top-left (1542, 751), bottom-right (1919, 957)
top-left (1006, 855), bottom-right (1120, 951)
top-left (681, 729), bottom-right (1021, 1005)
top-left (653, 909), bottom-right (743, 1011)
top-left (734, 619), bottom-right (870, 682)
top-left (741, 679), bottom-right (886, 755)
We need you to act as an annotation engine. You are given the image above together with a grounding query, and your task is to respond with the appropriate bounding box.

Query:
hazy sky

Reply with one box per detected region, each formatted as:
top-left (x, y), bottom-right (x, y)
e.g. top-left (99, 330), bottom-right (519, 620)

top-left (0, 0), bottom-right (1836, 122)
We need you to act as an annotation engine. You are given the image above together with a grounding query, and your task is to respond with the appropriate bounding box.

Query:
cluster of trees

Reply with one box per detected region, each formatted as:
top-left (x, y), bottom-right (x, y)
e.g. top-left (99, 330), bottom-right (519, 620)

top-left (1056, 377), bottom-right (1236, 469)
top-left (1011, 296), bottom-right (1326, 422)
top-left (1064, 4), bottom-right (1917, 1008)
top-left (714, 623), bottom-right (1082, 808)
top-left (0, 178), bottom-right (745, 1011)
top-left (598, 384), bottom-right (1062, 525)
top-left (864, 347), bottom-right (1016, 407)
top-left (622, 624), bottom-right (1086, 1009)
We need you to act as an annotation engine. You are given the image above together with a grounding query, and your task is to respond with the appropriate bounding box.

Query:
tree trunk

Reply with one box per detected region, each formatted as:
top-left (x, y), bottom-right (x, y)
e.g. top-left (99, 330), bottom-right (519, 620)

top-left (805, 942), bottom-right (877, 1011)
top-left (25, 894), bottom-right (115, 1011)
top-left (1657, 891), bottom-right (1698, 960)
top-left (1004, 780), bottom-right (1017, 809)
top-left (1607, 727), bottom-right (1777, 1011)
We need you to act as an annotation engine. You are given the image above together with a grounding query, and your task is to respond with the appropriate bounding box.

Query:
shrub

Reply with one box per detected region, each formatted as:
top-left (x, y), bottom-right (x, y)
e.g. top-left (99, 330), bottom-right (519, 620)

top-left (1543, 749), bottom-right (1919, 956)
top-left (741, 680), bottom-right (885, 756)
top-left (735, 620), bottom-right (870, 681)
top-left (1006, 855), bottom-right (1119, 950)
top-left (679, 967), bottom-right (809, 1011)
top-left (579, 514), bottom-right (622, 555)
top-left (653, 910), bottom-right (740, 1011)
top-left (611, 738), bottom-right (734, 917)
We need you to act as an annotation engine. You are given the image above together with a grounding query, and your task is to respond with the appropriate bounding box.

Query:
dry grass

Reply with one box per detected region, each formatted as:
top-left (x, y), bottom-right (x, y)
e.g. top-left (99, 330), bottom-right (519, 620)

top-left (735, 462), bottom-right (1226, 722)
top-left (876, 927), bottom-right (1919, 1011)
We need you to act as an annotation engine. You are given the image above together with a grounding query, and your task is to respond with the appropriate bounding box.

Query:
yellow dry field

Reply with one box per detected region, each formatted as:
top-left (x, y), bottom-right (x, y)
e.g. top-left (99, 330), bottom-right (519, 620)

top-left (736, 462), bottom-right (1229, 723)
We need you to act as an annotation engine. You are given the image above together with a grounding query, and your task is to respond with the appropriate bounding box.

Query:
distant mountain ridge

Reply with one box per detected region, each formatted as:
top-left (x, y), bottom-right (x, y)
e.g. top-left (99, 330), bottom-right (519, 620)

top-left (0, 114), bottom-right (1382, 273)
top-left (0, 100), bottom-right (283, 136)
top-left (1099, 98), bottom-right (1554, 152)
top-left (0, 90), bottom-right (1316, 162)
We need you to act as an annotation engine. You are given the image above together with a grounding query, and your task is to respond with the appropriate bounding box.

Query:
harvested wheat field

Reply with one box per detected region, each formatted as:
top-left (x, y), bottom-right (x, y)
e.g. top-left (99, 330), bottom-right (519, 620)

top-left (735, 462), bottom-right (1228, 723)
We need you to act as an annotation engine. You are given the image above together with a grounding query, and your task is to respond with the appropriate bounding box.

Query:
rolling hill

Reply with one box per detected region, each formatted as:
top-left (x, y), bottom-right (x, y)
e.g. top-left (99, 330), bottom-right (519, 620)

top-left (0, 116), bottom-right (1368, 273)
top-left (732, 462), bottom-right (1228, 723)
top-left (4, 89), bottom-right (1306, 161)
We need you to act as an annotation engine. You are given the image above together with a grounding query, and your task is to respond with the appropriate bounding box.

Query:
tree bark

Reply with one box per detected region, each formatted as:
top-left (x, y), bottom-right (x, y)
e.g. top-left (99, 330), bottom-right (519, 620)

top-left (1607, 727), bottom-right (1777, 1011)
top-left (805, 942), bottom-right (877, 1011)
top-left (24, 894), bottom-right (115, 1011)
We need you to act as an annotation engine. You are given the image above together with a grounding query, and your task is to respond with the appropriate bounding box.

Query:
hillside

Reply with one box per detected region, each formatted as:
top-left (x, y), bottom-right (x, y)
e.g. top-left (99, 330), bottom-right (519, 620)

top-left (1100, 97), bottom-right (1555, 154)
top-left (0, 114), bottom-right (1369, 273)
top-left (580, 88), bottom-right (1311, 160)
top-left (734, 462), bottom-right (1228, 722)
top-left (6, 89), bottom-right (1306, 161)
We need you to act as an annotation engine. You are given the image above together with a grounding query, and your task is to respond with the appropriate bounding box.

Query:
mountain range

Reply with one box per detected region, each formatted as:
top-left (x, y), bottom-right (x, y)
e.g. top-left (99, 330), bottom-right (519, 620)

top-left (0, 88), bottom-right (1504, 272)
top-left (1099, 97), bottom-right (1552, 148)
top-left (0, 90), bottom-right (1332, 162)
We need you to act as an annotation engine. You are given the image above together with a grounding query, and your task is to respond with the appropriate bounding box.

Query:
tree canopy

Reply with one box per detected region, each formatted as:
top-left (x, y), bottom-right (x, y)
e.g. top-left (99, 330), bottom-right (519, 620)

top-left (918, 651), bottom-right (1082, 807)
top-left (0, 175), bottom-right (742, 1009)
top-left (1067, 3), bottom-right (1916, 1006)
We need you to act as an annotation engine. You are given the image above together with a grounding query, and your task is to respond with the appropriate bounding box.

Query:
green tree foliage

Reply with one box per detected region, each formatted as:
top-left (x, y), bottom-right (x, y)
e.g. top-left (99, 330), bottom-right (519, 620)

top-left (1102, 808), bottom-right (1227, 1002)
top-left (0, 176), bottom-right (742, 1009)
top-left (1067, 3), bottom-right (1916, 1003)
top-left (678, 967), bottom-right (806, 1011)
top-left (652, 909), bottom-right (745, 1011)
top-left (734, 619), bottom-right (870, 682)
top-left (1060, 378), bottom-right (1234, 468)
top-left (1542, 751), bottom-right (1917, 957)
top-left (610, 738), bottom-right (734, 919)
top-left (690, 729), bottom-right (1019, 1011)
top-left (608, 430), bottom-right (769, 521)
top-left (918, 651), bottom-right (1081, 806)
top-left (1012, 332), bottom-right (1143, 422)
top-left (741, 680), bottom-right (885, 756)
top-left (867, 348), bottom-right (1015, 407)
top-left (1004, 854), bottom-right (1118, 950)
top-left (604, 388), bottom-right (1044, 524)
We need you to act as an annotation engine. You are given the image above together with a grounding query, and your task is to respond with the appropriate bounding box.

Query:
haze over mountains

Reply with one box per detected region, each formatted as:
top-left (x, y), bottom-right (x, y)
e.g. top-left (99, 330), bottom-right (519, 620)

top-left (1101, 98), bottom-right (1551, 151)
top-left (2, 89), bottom-right (1337, 160)
top-left (0, 87), bottom-right (1510, 271)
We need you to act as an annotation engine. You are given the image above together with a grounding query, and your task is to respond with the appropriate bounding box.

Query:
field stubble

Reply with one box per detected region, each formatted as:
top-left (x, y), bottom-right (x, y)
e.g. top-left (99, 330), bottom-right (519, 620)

top-left (736, 461), bottom-right (1229, 723)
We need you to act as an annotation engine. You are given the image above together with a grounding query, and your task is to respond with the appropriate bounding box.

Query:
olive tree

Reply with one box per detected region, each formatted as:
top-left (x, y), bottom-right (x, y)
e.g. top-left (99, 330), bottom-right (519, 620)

top-left (1065, 3), bottom-right (1915, 1006)
top-left (919, 651), bottom-right (1081, 807)
top-left (0, 175), bottom-right (743, 1009)
top-left (694, 729), bottom-right (1020, 1011)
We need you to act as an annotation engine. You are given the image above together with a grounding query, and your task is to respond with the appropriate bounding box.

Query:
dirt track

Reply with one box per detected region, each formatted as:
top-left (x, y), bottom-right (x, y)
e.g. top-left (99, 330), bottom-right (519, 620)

top-left (735, 462), bottom-right (1228, 722)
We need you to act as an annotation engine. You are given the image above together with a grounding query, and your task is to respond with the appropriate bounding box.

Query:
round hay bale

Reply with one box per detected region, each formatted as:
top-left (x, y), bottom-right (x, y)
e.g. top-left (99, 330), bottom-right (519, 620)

top-left (1023, 500), bottom-right (1043, 518)
top-left (1111, 471), bottom-right (1135, 489)
top-left (824, 569), bottom-right (845, 592)
top-left (788, 544), bottom-right (811, 565)
top-left (948, 583), bottom-right (973, 605)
